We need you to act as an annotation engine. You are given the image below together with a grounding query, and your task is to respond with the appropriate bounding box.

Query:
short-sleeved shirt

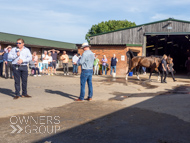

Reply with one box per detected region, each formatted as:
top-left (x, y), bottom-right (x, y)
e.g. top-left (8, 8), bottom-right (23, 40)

top-left (52, 52), bottom-right (58, 61)
top-left (161, 59), bottom-right (167, 71)
top-left (42, 54), bottom-right (49, 63)
top-left (94, 58), bottom-right (99, 66)
top-left (33, 55), bottom-right (38, 62)
top-left (102, 58), bottom-right (107, 66)
top-left (62, 54), bottom-right (69, 63)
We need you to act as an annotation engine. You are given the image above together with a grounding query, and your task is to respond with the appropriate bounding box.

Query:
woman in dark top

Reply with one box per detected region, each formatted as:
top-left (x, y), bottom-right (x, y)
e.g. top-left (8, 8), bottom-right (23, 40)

top-left (167, 58), bottom-right (176, 82)
top-left (161, 54), bottom-right (168, 83)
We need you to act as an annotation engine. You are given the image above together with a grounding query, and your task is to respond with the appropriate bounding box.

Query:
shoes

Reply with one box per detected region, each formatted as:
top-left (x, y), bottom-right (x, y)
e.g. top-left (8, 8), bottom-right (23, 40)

top-left (174, 79), bottom-right (177, 82)
top-left (13, 96), bottom-right (20, 99)
top-left (74, 98), bottom-right (83, 101)
top-left (34, 75), bottom-right (37, 77)
top-left (51, 74), bottom-right (53, 76)
top-left (38, 75), bottom-right (41, 77)
top-left (21, 95), bottom-right (32, 98)
top-left (85, 98), bottom-right (92, 101)
top-left (164, 80), bottom-right (167, 83)
top-left (48, 74), bottom-right (50, 76)
top-left (64, 73), bottom-right (66, 75)
top-left (67, 73), bottom-right (69, 75)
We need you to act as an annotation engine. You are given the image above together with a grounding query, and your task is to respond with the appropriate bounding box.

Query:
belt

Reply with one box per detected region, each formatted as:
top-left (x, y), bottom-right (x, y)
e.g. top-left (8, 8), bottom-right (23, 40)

top-left (13, 64), bottom-right (27, 67)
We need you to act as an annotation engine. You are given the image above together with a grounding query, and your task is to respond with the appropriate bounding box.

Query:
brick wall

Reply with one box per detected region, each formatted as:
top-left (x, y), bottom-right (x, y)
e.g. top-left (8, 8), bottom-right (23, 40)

top-left (78, 45), bottom-right (142, 75)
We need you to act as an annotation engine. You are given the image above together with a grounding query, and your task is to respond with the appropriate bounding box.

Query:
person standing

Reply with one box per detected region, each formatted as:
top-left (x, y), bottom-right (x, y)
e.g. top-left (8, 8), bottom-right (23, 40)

top-left (72, 53), bottom-right (79, 75)
top-left (3, 46), bottom-right (13, 79)
top-left (8, 39), bottom-right (32, 99)
top-left (48, 52), bottom-right (53, 75)
top-left (161, 54), bottom-right (168, 83)
top-left (101, 55), bottom-right (107, 75)
top-left (167, 58), bottom-right (176, 82)
top-left (75, 43), bottom-right (95, 101)
top-left (61, 51), bottom-right (69, 75)
top-left (0, 45), bottom-right (5, 77)
top-left (110, 54), bottom-right (118, 77)
top-left (48, 49), bottom-right (60, 75)
top-left (42, 51), bottom-right (49, 75)
top-left (93, 54), bottom-right (99, 75)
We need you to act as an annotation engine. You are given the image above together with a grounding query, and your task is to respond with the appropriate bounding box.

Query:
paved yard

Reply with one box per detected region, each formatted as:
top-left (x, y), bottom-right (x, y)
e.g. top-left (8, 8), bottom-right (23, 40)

top-left (0, 73), bottom-right (190, 143)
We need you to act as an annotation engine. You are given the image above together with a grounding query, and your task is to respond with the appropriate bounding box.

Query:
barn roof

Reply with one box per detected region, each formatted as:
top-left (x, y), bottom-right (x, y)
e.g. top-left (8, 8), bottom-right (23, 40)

top-left (90, 18), bottom-right (190, 37)
top-left (0, 32), bottom-right (77, 50)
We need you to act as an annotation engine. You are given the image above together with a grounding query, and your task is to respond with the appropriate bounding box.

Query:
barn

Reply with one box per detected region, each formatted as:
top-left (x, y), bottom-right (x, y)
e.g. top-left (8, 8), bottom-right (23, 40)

top-left (87, 18), bottom-right (190, 75)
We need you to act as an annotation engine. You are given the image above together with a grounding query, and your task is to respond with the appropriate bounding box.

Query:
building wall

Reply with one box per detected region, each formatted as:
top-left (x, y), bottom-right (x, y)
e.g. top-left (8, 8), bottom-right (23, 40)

top-left (78, 45), bottom-right (142, 75)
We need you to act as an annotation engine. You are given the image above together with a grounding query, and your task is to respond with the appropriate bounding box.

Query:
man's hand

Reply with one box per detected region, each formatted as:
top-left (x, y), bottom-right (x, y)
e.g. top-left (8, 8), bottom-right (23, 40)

top-left (17, 52), bottom-right (20, 56)
top-left (17, 59), bottom-right (23, 64)
top-left (5, 61), bottom-right (7, 64)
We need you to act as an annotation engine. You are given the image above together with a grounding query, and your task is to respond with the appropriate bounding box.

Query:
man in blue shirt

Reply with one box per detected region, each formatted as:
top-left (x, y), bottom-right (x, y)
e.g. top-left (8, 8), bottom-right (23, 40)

top-left (75, 43), bottom-right (95, 101)
top-left (3, 46), bottom-right (13, 79)
top-left (8, 39), bottom-right (32, 99)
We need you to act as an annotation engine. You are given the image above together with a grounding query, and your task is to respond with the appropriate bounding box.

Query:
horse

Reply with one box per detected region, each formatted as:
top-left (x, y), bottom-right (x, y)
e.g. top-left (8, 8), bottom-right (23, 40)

top-left (125, 51), bottom-right (173, 81)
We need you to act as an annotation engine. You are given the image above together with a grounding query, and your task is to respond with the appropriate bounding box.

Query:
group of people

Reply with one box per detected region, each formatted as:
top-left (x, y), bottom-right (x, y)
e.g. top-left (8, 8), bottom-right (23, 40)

top-left (93, 54), bottom-right (118, 77)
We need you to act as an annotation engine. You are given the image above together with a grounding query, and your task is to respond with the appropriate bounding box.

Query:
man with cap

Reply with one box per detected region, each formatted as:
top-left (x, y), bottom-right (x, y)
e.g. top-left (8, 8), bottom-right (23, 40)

top-left (3, 46), bottom-right (13, 79)
top-left (8, 38), bottom-right (32, 99)
top-left (75, 43), bottom-right (95, 101)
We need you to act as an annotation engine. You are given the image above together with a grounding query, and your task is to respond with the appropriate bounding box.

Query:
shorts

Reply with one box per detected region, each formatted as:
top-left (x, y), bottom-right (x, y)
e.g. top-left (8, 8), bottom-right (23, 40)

top-left (52, 61), bottom-right (57, 69)
top-left (42, 63), bottom-right (48, 69)
top-left (48, 62), bottom-right (53, 67)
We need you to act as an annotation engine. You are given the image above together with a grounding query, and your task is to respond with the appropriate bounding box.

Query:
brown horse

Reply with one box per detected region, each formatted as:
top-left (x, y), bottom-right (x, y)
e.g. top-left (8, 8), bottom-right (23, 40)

top-left (126, 54), bottom-right (173, 81)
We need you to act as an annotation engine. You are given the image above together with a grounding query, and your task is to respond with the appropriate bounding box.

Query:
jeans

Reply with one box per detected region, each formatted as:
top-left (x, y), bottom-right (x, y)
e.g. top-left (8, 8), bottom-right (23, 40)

top-left (142, 67), bottom-right (146, 73)
top-left (94, 64), bottom-right (99, 75)
top-left (5, 61), bottom-right (13, 78)
top-left (110, 66), bottom-right (116, 75)
top-left (79, 69), bottom-right (93, 100)
top-left (161, 70), bottom-right (168, 82)
top-left (73, 64), bottom-right (78, 73)
top-left (32, 67), bottom-right (40, 75)
top-left (0, 61), bottom-right (3, 77)
top-left (63, 63), bottom-right (68, 73)
top-left (12, 65), bottom-right (28, 96)
top-left (102, 65), bottom-right (107, 75)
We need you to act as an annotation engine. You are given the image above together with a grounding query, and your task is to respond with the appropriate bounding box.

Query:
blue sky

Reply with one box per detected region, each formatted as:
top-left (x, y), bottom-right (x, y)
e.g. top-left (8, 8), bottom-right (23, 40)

top-left (0, 0), bottom-right (190, 44)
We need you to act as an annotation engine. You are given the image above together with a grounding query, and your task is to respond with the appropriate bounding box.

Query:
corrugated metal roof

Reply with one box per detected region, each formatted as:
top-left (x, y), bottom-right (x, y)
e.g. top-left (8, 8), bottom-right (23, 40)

top-left (90, 18), bottom-right (190, 37)
top-left (0, 32), bottom-right (77, 50)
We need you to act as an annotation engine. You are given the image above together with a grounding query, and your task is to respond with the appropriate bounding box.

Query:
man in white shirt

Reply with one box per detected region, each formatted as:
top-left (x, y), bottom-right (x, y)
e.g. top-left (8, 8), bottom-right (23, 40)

top-left (42, 51), bottom-right (49, 75)
top-left (72, 53), bottom-right (79, 75)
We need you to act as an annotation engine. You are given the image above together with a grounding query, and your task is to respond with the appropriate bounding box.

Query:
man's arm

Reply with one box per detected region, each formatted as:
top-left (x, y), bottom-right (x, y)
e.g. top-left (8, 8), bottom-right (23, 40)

top-left (48, 50), bottom-right (52, 53)
top-left (8, 48), bottom-right (17, 60)
top-left (78, 53), bottom-right (86, 65)
top-left (56, 50), bottom-right (60, 53)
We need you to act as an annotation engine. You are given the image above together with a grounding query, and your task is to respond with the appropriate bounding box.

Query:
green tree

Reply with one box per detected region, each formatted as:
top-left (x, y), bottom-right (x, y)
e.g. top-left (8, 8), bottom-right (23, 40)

top-left (85, 20), bottom-right (136, 43)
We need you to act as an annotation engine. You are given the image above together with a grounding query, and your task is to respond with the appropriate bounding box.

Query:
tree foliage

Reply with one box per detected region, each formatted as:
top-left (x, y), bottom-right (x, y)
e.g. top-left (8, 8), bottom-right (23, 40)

top-left (85, 20), bottom-right (136, 43)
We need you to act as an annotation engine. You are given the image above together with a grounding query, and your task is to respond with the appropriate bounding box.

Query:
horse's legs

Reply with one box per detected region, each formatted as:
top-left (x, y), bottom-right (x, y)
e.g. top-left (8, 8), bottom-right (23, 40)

top-left (136, 66), bottom-right (140, 80)
top-left (155, 68), bottom-right (160, 81)
top-left (149, 68), bottom-right (154, 81)
top-left (126, 66), bottom-right (135, 80)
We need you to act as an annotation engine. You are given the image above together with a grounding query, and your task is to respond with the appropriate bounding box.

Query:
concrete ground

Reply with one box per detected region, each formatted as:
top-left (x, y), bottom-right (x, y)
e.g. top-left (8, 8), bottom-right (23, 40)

top-left (0, 72), bottom-right (190, 143)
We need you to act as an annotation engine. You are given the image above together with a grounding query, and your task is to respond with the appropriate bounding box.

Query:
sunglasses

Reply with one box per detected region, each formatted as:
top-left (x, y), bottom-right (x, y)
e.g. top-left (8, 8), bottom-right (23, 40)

top-left (16, 42), bottom-right (22, 45)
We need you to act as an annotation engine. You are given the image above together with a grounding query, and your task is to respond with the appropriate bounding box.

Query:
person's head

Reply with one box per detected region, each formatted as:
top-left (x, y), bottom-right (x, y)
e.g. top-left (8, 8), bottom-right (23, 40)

top-left (48, 52), bottom-right (51, 56)
top-left (7, 46), bottom-right (12, 52)
top-left (63, 51), bottom-right (66, 54)
top-left (33, 51), bottom-right (37, 56)
top-left (113, 54), bottom-right (116, 58)
top-left (16, 38), bottom-right (25, 49)
top-left (188, 57), bottom-right (190, 60)
top-left (103, 55), bottom-right (106, 59)
top-left (162, 54), bottom-right (167, 60)
top-left (81, 43), bottom-right (90, 51)
top-left (52, 49), bottom-right (55, 53)
top-left (44, 50), bottom-right (47, 55)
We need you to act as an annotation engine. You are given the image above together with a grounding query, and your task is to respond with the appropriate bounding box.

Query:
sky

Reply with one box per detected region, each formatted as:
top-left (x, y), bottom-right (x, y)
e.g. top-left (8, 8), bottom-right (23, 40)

top-left (0, 0), bottom-right (190, 44)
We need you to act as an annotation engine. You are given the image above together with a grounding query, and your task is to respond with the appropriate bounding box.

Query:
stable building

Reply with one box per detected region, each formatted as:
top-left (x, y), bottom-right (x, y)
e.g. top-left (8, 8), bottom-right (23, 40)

top-left (88, 18), bottom-right (190, 75)
top-left (0, 32), bottom-right (77, 68)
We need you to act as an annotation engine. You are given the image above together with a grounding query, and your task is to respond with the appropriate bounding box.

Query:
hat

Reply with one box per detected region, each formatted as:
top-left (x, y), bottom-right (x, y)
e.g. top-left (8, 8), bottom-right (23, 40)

top-left (81, 42), bottom-right (90, 49)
